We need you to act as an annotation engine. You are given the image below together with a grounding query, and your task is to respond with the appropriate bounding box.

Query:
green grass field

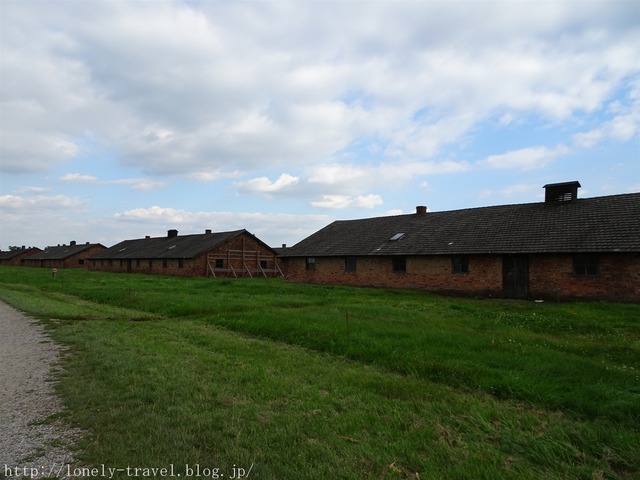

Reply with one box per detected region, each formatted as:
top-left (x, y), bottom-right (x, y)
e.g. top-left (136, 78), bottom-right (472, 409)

top-left (0, 266), bottom-right (638, 479)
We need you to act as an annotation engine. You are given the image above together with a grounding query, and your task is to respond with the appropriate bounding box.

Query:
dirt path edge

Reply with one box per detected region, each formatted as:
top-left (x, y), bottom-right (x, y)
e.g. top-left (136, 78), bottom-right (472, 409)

top-left (0, 300), bottom-right (82, 479)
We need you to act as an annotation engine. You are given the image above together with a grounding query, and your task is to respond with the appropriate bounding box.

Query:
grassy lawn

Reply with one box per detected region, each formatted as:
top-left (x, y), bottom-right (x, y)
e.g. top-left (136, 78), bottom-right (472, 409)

top-left (0, 266), bottom-right (638, 479)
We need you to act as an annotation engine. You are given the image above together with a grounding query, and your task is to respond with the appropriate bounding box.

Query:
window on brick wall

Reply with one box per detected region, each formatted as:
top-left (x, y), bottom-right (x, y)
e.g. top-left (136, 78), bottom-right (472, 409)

top-left (178, 258), bottom-right (184, 268)
top-left (345, 256), bottom-right (356, 272)
top-left (392, 256), bottom-right (406, 273)
top-left (306, 257), bottom-right (316, 270)
top-left (162, 259), bottom-right (168, 268)
top-left (260, 260), bottom-right (268, 269)
top-left (573, 254), bottom-right (599, 275)
top-left (148, 259), bottom-right (153, 269)
top-left (215, 259), bottom-right (224, 269)
top-left (452, 255), bottom-right (469, 274)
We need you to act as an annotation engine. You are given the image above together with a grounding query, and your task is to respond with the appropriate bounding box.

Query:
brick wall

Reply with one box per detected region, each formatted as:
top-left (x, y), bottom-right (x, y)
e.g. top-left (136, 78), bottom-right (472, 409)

top-left (283, 255), bottom-right (503, 296)
top-left (529, 253), bottom-right (640, 301)
top-left (89, 257), bottom-right (201, 276)
top-left (283, 253), bottom-right (640, 301)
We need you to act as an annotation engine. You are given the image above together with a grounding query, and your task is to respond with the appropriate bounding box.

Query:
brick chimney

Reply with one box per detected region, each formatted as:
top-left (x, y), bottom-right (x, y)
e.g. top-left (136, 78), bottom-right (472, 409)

top-left (205, 229), bottom-right (212, 234)
top-left (70, 240), bottom-right (77, 246)
top-left (416, 205), bottom-right (427, 214)
top-left (167, 229), bottom-right (178, 238)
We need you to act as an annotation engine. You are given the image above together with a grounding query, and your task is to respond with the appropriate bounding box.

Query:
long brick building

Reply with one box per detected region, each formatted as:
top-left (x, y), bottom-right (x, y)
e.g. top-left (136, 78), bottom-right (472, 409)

top-left (23, 241), bottom-right (106, 269)
top-left (88, 229), bottom-right (282, 278)
top-left (0, 247), bottom-right (41, 266)
top-left (280, 182), bottom-right (640, 301)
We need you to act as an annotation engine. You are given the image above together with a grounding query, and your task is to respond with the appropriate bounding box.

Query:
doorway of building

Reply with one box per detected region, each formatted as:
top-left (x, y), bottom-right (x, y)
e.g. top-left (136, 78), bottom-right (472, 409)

top-left (502, 255), bottom-right (528, 298)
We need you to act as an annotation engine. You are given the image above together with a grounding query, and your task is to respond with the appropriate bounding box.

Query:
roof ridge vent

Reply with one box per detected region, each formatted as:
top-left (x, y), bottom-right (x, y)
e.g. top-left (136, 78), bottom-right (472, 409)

top-left (543, 181), bottom-right (581, 203)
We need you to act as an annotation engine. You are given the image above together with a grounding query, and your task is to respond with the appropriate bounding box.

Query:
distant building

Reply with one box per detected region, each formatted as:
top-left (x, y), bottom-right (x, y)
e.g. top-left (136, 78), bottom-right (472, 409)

top-left (280, 182), bottom-right (640, 301)
top-left (23, 241), bottom-right (106, 269)
top-left (0, 247), bottom-right (42, 266)
top-left (88, 229), bottom-right (283, 278)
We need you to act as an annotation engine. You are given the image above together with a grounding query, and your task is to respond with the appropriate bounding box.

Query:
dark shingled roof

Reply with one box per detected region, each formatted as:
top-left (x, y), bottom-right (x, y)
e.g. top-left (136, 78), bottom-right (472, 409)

top-left (90, 230), bottom-right (260, 260)
top-left (0, 248), bottom-right (41, 260)
top-left (0, 250), bottom-right (26, 260)
top-left (281, 193), bottom-right (640, 257)
top-left (27, 243), bottom-right (104, 260)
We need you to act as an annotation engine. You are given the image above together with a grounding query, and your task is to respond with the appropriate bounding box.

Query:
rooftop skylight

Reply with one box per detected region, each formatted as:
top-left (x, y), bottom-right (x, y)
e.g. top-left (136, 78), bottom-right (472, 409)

top-left (389, 233), bottom-right (405, 241)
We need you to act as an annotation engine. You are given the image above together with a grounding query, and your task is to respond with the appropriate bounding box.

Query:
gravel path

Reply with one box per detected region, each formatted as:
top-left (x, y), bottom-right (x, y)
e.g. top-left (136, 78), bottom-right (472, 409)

top-left (0, 301), bottom-right (82, 479)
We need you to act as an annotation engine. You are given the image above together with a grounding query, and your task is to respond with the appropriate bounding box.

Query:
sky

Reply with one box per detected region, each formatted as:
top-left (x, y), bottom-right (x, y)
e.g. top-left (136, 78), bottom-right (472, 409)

top-left (1, 0), bottom-right (639, 250)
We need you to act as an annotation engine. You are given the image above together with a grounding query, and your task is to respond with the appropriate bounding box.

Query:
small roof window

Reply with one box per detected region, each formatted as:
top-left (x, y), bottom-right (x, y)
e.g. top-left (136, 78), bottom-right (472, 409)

top-left (389, 233), bottom-right (405, 241)
top-left (168, 245), bottom-right (177, 250)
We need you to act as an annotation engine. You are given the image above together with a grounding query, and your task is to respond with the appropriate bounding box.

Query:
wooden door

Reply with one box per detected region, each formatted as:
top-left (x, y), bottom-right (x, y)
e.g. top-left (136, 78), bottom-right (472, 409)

top-left (502, 255), bottom-right (529, 298)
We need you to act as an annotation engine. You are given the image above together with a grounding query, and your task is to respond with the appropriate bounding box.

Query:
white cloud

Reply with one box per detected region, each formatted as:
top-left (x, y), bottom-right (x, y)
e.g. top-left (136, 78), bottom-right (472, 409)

top-left (480, 145), bottom-right (570, 170)
top-left (61, 173), bottom-right (99, 182)
top-left (306, 160), bottom-right (468, 191)
top-left (478, 183), bottom-right (540, 200)
top-left (573, 77), bottom-right (640, 148)
top-left (119, 179), bottom-right (166, 192)
top-left (573, 103), bottom-right (640, 148)
top-left (188, 169), bottom-right (243, 182)
top-left (16, 186), bottom-right (53, 194)
top-left (59, 173), bottom-right (165, 191)
top-left (0, 194), bottom-right (86, 211)
top-left (0, 193), bottom-right (90, 247)
top-left (0, 131), bottom-right (81, 173)
top-left (310, 194), bottom-right (383, 209)
top-left (114, 206), bottom-right (190, 224)
top-left (2, 1), bottom-right (636, 177)
top-left (235, 173), bottom-right (299, 194)
top-left (307, 164), bottom-right (368, 185)
top-left (233, 160), bottom-right (467, 207)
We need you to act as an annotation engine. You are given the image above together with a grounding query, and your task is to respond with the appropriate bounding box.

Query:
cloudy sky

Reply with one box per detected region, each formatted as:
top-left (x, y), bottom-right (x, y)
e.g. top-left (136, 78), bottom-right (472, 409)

top-left (1, 0), bottom-right (639, 250)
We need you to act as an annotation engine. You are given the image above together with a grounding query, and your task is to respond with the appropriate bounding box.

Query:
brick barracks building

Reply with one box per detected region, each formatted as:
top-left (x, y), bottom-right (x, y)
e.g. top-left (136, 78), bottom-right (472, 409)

top-left (0, 247), bottom-right (41, 266)
top-left (22, 242), bottom-right (106, 269)
top-left (280, 182), bottom-right (640, 301)
top-left (88, 229), bottom-right (282, 278)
